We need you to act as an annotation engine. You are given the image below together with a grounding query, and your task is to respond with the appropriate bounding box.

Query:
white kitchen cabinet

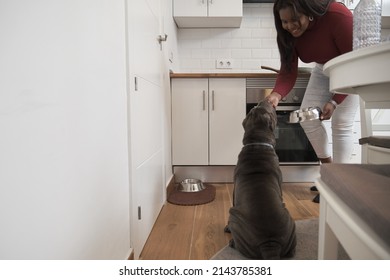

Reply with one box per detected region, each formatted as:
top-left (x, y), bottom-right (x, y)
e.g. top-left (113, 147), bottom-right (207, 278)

top-left (173, 0), bottom-right (242, 28)
top-left (172, 78), bottom-right (246, 165)
top-left (384, 0), bottom-right (390, 15)
top-left (383, 0), bottom-right (390, 28)
top-left (172, 78), bottom-right (209, 165)
top-left (342, 0), bottom-right (358, 10)
top-left (348, 0), bottom-right (390, 28)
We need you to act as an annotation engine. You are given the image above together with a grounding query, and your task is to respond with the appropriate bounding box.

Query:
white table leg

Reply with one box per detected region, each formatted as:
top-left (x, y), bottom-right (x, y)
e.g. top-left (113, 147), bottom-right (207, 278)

top-left (318, 193), bottom-right (339, 259)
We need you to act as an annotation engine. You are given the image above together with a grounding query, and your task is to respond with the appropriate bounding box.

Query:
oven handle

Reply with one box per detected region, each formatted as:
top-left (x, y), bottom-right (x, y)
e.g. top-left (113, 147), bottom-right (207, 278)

top-left (276, 105), bottom-right (300, 111)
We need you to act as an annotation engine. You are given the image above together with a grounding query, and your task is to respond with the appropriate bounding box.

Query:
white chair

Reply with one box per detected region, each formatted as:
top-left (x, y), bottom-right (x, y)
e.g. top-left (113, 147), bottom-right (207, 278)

top-left (359, 98), bottom-right (390, 164)
top-left (315, 164), bottom-right (390, 259)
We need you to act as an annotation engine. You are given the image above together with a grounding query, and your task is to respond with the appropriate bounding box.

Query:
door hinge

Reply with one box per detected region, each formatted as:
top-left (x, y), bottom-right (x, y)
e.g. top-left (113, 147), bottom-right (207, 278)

top-left (138, 206), bottom-right (141, 220)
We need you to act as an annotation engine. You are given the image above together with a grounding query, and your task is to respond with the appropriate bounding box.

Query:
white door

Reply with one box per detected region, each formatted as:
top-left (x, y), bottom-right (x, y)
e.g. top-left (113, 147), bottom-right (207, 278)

top-left (209, 78), bottom-right (246, 165)
top-left (171, 78), bottom-right (209, 165)
top-left (127, 0), bottom-right (165, 259)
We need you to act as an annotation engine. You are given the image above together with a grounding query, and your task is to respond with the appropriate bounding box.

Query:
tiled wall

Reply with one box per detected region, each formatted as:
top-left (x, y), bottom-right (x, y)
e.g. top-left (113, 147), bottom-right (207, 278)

top-left (176, 3), bottom-right (390, 73)
top-left (177, 4), bottom-right (314, 73)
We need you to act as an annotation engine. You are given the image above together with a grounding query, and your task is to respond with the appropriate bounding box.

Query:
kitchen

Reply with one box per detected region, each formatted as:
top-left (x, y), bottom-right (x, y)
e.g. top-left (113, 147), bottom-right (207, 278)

top-left (0, 0), bottom-right (389, 263)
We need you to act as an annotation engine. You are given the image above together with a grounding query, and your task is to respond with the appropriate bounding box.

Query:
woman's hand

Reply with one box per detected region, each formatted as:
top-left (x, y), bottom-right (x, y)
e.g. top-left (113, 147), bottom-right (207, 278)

top-left (266, 92), bottom-right (282, 108)
top-left (320, 102), bottom-right (336, 120)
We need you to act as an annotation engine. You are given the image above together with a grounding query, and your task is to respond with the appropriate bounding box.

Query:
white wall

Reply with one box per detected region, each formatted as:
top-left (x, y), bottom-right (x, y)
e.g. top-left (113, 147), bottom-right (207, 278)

top-left (176, 4), bottom-right (277, 73)
top-left (0, 0), bottom-right (130, 259)
top-left (176, 3), bottom-right (314, 73)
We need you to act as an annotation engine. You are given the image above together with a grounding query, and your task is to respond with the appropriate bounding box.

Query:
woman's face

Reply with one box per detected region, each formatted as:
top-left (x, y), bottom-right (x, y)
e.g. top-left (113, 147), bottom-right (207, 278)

top-left (279, 7), bottom-right (310, 38)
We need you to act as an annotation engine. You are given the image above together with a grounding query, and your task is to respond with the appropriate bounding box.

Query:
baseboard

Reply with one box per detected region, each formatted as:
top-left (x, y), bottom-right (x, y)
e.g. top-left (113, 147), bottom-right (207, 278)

top-left (166, 174), bottom-right (176, 198)
top-left (173, 166), bottom-right (235, 183)
top-left (173, 165), bottom-right (320, 183)
top-left (127, 248), bottom-right (134, 260)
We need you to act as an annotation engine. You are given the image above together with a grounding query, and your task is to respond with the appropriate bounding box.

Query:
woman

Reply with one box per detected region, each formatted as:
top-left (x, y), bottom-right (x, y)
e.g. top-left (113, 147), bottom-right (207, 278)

top-left (267, 0), bottom-right (359, 201)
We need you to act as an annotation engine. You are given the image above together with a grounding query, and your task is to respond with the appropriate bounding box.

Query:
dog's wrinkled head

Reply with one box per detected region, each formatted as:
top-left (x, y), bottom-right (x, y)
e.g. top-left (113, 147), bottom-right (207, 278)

top-left (243, 100), bottom-right (277, 133)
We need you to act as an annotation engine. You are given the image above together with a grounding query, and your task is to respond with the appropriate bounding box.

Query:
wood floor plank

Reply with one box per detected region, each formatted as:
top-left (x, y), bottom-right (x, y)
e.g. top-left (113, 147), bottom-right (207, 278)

top-left (283, 190), bottom-right (311, 220)
top-left (283, 182), bottom-right (316, 200)
top-left (190, 184), bottom-right (232, 260)
top-left (227, 183), bottom-right (234, 203)
top-left (282, 183), bottom-right (319, 220)
top-left (140, 182), bottom-right (319, 260)
top-left (139, 203), bottom-right (196, 260)
top-left (299, 200), bottom-right (320, 218)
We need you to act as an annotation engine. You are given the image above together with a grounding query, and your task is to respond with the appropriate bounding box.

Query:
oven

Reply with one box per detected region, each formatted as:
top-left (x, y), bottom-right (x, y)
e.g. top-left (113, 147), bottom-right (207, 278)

top-left (246, 78), bottom-right (319, 166)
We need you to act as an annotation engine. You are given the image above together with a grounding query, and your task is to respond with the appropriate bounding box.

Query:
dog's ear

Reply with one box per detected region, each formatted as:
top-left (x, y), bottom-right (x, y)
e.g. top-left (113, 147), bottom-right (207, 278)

top-left (242, 105), bottom-right (255, 129)
top-left (242, 116), bottom-right (247, 129)
top-left (242, 111), bottom-right (252, 129)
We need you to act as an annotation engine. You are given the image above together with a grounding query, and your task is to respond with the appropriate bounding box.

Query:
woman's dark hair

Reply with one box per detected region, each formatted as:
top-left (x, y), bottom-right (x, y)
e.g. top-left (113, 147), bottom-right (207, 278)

top-left (273, 0), bottom-right (335, 71)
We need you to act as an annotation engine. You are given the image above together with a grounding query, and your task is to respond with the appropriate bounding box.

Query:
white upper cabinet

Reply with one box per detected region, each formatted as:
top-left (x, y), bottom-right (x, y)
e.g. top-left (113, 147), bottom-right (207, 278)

top-left (342, 0), bottom-right (358, 10)
top-left (173, 0), bottom-right (242, 28)
top-left (384, 0), bottom-right (390, 16)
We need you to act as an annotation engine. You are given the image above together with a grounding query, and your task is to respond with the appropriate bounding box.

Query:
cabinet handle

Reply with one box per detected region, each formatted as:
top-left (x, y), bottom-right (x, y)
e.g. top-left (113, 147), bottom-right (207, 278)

top-left (212, 90), bottom-right (215, 111)
top-left (202, 90), bottom-right (206, 111)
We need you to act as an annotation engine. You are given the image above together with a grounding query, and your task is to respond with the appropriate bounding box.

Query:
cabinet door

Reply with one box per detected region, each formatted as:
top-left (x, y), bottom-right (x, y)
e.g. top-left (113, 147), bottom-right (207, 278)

top-left (172, 79), bottom-right (209, 165)
top-left (173, 0), bottom-right (242, 28)
top-left (209, 0), bottom-right (243, 17)
top-left (173, 0), bottom-right (207, 17)
top-left (209, 78), bottom-right (246, 165)
top-left (384, 0), bottom-right (390, 16)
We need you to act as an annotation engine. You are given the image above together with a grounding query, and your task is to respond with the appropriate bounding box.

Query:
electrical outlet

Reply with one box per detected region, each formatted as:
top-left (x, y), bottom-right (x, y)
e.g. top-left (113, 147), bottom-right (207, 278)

top-left (216, 59), bottom-right (233, 69)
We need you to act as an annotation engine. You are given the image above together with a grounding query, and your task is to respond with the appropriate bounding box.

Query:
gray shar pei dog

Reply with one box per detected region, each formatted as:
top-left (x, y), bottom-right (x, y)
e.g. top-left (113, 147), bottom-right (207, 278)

top-left (226, 100), bottom-right (296, 259)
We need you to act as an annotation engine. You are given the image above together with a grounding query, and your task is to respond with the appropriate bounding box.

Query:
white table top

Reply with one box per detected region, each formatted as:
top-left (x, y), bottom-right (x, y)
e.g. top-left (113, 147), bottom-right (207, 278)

top-left (323, 42), bottom-right (390, 96)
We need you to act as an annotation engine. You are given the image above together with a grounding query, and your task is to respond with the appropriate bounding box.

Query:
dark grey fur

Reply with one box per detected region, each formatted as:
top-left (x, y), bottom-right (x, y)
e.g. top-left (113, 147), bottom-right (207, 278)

top-left (227, 100), bottom-right (296, 259)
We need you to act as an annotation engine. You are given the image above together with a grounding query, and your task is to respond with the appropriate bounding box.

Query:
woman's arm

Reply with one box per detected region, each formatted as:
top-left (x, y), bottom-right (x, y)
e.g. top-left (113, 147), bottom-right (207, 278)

top-left (269, 53), bottom-right (299, 107)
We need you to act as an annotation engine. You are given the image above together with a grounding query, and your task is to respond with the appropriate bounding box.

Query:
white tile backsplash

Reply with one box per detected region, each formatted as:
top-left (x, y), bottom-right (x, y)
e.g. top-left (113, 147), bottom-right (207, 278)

top-left (176, 3), bottom-right (388, 73)
top-left (176, 4), bottom-right (312, 73)
top-left (231, 49), bottom-right (252, 59)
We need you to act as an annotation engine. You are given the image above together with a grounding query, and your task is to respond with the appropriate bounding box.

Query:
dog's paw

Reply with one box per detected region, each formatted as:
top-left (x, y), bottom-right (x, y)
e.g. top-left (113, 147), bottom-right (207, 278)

top-left (228, 239), bottom-right (235, 248)
top-left (223, 225), bottom-right (231, 233)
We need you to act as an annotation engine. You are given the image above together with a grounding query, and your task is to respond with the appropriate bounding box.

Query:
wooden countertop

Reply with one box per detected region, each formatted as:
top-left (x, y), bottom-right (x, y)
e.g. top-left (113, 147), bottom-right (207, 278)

top-left (170, 72), bottom-right (311, 78)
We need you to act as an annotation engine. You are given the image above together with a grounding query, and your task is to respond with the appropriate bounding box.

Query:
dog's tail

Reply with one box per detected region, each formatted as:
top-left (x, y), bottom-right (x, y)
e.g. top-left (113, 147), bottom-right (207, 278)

top-left (259, 242), bottom-right (282, 260)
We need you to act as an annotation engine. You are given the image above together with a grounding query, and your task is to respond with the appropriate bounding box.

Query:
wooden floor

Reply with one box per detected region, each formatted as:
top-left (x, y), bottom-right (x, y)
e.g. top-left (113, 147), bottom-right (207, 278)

top-left (139, 182), bottom-right (319, 260)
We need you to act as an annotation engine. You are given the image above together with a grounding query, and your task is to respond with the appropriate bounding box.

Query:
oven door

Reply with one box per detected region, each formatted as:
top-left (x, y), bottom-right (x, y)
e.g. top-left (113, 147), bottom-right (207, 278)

top-left (246, 103), bottom-right (319, 165)
top-left (274, 109), bottom-right (319, 164)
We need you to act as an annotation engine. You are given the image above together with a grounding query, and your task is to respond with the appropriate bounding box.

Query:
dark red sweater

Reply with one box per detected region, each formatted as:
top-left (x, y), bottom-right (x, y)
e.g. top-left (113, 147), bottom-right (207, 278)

top-left (273, 2), bottom-right (353, 104)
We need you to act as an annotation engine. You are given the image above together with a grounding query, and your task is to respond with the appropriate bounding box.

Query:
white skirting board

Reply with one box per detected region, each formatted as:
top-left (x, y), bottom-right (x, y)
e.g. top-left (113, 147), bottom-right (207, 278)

top-left (173, 165), bottom-right (320, 183)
